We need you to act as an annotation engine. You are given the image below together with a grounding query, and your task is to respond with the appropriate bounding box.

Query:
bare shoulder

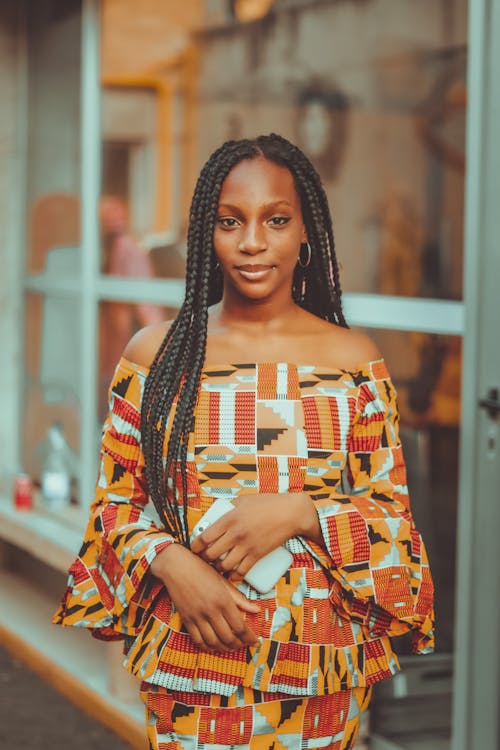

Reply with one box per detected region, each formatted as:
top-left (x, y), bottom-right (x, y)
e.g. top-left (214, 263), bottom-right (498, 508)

top-left (122, 320), bottom-right (174, 369)
top-left (321, 323), bottom-right (381, 370)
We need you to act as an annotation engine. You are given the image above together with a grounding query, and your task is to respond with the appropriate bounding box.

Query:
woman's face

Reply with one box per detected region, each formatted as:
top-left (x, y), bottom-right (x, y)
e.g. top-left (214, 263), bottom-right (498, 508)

top-left (213, 156), bottom-right (307, 301)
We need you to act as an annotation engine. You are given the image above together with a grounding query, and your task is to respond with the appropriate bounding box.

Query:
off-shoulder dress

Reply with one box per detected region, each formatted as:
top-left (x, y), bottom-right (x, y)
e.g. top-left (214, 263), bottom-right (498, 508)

top-left (54, 356), bottom-right (434, 749)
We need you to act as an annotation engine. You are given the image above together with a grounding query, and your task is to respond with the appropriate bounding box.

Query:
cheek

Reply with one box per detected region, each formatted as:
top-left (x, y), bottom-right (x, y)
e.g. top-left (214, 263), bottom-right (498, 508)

top-left (213, 230), bottom-right (232, 256)
top-left (277, 236), bottom-right (301, 265)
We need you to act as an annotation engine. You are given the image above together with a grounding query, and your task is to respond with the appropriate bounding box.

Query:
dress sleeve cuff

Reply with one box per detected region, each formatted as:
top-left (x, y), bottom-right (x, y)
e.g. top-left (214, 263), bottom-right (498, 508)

top-left (99, 529), bottom-right (176, 616)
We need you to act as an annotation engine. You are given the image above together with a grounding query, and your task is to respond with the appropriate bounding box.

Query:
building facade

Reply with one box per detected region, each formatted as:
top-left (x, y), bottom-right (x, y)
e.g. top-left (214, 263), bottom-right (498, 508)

top-left (0, 1), bottom-right (499, 748)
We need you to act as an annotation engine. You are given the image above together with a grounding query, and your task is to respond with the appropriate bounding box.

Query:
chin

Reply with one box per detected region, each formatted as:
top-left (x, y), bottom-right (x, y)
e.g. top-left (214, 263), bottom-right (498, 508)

top-left (239, 288), bottom-right (274, 301)
top-left (226, 276), bottom-right (271, 295)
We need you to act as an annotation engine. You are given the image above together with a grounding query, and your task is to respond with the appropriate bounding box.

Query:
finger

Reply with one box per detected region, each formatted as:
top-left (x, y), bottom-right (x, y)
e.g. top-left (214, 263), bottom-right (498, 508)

top-left (190, 520), bottom-right (225, 554)
top-left (221, 554), bottom-right (255, 580)
top-left (227, 554), bottom-right (253, 577)
top-left (196, 618), bottom-right (241, 653)
top-left (228, 571), bottom-right (245, 585)
top-left (227, 560), bottom-right (248, 583)
top-left (190, 532), bottom-right (213, 554)
top-left (186, 622), bottom-right (207, 651)
top-left (216, 547), bottom-right (245, 573)
top-left (202, 534), bottom-right (236, 563)
top-left (227, 585), bottom-right (260, 614)
top-left (190, 536), bottom-right (203, 554)
top-left (192, 522), bottom-right (233, 556)
top-left (224, 607), bottom-right (260, 646)
top-left (197, 513), bottom-right (234, 548)
top-left (210, 613), bottom-right (249, 650)
top-left (196, 619), bottom-right (226, 652)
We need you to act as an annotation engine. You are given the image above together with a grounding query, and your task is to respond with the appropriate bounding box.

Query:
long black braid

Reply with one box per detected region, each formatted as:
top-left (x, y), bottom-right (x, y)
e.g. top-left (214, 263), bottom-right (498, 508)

top-left (141, 134), bottom-right (348, 545)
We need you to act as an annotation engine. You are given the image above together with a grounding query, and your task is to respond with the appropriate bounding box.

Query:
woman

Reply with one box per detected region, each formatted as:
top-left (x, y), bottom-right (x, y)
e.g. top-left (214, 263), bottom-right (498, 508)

top-left (54, 134), bottom-right (434, 749)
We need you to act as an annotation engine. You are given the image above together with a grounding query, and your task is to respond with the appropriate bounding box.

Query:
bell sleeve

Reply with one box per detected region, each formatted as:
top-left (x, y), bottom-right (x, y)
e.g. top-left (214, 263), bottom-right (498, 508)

top-left (53, 358), bottom-right (176, 640)
top-left (311, 366), bottom-right (435, 654)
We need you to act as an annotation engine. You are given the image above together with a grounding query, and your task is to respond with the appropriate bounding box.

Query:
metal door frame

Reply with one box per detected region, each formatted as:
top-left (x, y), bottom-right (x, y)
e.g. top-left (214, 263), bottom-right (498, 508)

top-left (452, 1), bottom-right (500, 748)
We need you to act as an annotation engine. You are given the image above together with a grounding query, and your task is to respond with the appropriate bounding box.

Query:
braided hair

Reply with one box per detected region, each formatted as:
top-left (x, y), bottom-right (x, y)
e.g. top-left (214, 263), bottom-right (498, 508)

top-left (141, 134), bottom-right (348, 545)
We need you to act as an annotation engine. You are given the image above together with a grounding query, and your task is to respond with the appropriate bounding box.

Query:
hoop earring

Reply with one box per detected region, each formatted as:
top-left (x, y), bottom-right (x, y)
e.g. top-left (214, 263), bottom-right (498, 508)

top-left (214, 261), bottom-right (220, 270)
top-left (297, 242), bottom-right (311, 268)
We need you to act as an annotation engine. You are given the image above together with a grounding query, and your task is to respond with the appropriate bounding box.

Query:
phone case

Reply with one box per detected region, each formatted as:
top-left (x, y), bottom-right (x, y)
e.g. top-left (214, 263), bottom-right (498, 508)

top-left (243, 545), bottom-right (293, 594)
top-left (191, 499), bottom-right (235, 538)
top-left (190, 499), bottom-right (293, 594)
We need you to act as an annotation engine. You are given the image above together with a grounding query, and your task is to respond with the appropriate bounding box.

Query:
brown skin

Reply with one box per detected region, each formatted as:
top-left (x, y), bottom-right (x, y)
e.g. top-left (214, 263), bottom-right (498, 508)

top-left (151, 544), bottom-right (260, 651)
top-left (128, 157), bottom-right (381, 653)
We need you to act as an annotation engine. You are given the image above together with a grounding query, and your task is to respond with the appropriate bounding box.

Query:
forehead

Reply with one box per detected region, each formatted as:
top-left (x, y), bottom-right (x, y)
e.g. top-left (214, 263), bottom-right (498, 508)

top-left (218, 157), bottom-right (300, 206)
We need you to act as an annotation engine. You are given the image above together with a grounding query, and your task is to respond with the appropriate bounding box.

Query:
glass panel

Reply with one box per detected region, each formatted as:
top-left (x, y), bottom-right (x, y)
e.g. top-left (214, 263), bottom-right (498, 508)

top-left (25, 0), bottom-right (82, 276)
top-left (98, 301), bottom-right (177, 420)
top-left (368, 329), bottom-right (460, 748)
top-left (98, 189), bottom-right (187, 280)
top-left (101, 0), bottom-right (466, 298)
top-left (99, 0), bottom-right (200, 278)
top-left (97, 5), bottom-right (465, 747)
top-left (24, 292), bottom-right (81, 506)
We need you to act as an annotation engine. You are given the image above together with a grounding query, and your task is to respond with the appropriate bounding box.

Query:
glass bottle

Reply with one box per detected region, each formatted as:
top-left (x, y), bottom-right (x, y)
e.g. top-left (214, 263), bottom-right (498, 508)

top-left (41, 422), bottom-right (72, 510)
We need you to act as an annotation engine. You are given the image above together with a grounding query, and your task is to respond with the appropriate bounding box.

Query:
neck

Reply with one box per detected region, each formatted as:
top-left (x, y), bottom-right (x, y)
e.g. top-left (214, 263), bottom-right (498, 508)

top-left (212, 288), bottom-right (300, 332)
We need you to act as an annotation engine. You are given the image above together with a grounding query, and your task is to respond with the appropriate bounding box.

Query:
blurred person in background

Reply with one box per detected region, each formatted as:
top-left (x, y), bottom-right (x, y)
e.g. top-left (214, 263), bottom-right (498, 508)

top-left (55, 135), bottom-right (434, 750)
top-left (99, 195), bottom-right (162, 416)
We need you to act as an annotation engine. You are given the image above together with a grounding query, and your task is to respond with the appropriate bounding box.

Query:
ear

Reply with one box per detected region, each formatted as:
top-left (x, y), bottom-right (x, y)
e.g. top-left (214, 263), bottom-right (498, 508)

top-left (301, 224), bottom-right (308, 243)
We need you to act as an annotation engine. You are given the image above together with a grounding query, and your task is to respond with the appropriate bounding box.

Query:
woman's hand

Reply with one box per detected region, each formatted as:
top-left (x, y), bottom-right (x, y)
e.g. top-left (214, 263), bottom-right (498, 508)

top-left (150, 544), bottom-right (260, 652)
top-left (190, 492), bottom-right (322, 579)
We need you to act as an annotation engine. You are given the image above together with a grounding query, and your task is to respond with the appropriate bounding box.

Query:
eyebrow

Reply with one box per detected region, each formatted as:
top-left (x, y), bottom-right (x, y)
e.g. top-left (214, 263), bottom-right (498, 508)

top-left (217, 200), bottom-right (293, 212)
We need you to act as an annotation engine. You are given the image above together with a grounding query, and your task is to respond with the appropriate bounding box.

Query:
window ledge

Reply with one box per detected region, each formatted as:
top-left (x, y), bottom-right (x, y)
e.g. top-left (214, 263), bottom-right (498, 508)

top-left (0, 494), bottom-right (85, 571)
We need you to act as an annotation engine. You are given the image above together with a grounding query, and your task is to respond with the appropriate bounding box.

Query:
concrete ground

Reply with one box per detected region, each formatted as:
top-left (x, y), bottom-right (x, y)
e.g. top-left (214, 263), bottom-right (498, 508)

top-left (0, 645), bottom-right (132, 749)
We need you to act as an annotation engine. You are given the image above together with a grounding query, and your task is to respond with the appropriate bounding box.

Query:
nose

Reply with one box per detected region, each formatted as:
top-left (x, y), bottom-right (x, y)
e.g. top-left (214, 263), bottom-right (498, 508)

top-left (238, 220), bottom-right (267, 254)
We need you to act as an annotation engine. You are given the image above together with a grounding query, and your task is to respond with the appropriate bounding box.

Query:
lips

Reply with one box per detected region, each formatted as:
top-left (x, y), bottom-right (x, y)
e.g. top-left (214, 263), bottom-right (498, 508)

top-left (236, 264), bottom-right (273, 271)
top-left (235, 264), bottom-right (275, 281)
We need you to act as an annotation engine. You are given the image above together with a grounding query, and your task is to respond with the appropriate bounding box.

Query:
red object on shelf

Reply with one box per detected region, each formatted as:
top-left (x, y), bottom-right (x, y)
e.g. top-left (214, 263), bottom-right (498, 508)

top-left (13, 474), bottom-right (34, 510)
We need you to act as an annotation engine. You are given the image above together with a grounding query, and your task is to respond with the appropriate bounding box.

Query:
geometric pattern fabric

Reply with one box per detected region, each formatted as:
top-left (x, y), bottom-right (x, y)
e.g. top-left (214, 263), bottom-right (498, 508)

top-left (54, 356), bottom-right (434, 700)
top-left (140, 682), bottom-right (372, 750)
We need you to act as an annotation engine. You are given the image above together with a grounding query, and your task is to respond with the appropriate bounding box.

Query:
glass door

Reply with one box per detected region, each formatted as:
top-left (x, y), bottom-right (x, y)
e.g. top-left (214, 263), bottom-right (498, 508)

top-left (22, 0), bottom-right (83, 506)
top-left (96, 2), bottom-right (468, 746)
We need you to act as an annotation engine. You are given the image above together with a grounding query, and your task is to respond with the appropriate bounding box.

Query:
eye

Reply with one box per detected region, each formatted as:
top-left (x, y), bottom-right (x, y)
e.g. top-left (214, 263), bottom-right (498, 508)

top-left (216, 216), bottom-right (239, 228)
top-left (268, 216), bottom-right (291, 226)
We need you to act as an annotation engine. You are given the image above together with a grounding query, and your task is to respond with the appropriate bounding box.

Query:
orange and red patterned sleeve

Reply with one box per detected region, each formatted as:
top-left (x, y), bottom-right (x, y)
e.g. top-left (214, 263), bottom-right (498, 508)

top-left (53, 359), bottom-right (176, 639)
top-left (311, 370), bottom-right (435, 654)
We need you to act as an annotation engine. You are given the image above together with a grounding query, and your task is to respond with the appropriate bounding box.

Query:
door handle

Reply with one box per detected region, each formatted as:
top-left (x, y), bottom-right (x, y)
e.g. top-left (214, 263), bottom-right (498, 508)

top-left (478, 388), bottom-right (500, 419)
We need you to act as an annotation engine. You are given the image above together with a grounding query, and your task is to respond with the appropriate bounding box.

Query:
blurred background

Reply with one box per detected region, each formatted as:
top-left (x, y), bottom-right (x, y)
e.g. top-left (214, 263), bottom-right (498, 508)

top-left (0, 1), bottom-right (499, 749)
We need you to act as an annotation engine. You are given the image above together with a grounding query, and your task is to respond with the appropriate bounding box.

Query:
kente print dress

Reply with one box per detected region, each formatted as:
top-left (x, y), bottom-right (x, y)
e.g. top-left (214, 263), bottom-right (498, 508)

top-left (54, 357), bottom-right (435, 750)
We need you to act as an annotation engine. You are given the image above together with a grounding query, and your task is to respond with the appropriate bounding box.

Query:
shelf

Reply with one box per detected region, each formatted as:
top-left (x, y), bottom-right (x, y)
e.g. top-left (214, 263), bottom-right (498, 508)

top-left (0, 494), bottom-right (147, 748)
top-left (0, 493), bottom-right (86, 572)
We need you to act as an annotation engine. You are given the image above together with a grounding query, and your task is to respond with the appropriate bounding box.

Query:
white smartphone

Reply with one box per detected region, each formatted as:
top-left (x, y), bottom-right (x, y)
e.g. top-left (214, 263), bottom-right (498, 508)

top-left (191, 499), bottom-right (293, 594)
